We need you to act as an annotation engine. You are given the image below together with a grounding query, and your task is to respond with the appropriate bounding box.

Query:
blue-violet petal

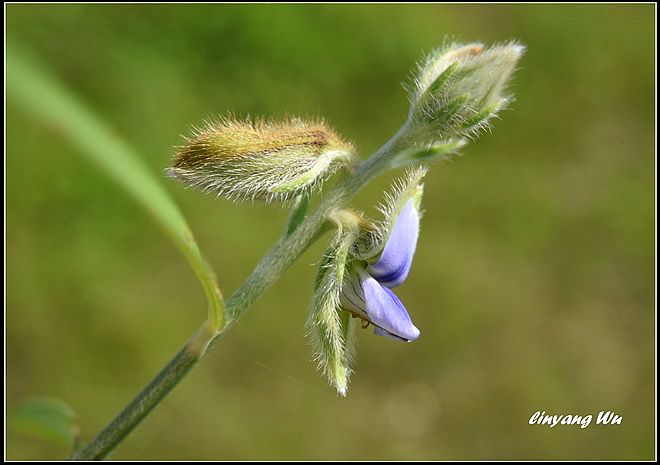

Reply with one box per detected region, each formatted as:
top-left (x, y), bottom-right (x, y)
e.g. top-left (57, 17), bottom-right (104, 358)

top-left (360, 270), bottom-right (420, 342)
top-left (367, 198), bottom-right (419, 288)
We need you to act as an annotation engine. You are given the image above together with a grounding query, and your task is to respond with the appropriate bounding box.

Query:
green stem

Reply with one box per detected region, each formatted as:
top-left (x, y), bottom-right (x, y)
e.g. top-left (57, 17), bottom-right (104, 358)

top-left (71, 126), bottom-right (407, 460)
top-left (10, 34), bottom-right (427, 461)
top-left (70, 343), bottom-right (198, 460)
top-left (70, 321), bottom-right (219, 460)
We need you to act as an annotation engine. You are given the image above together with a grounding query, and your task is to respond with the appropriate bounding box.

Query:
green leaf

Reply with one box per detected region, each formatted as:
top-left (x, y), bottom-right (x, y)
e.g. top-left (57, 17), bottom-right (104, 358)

top-left (9, 397), bottom-right (78, 446)
top-left (307, 226), bottom-right (359, 396)
top-left (390, 139), bottom-right (467, 168)
top-left (286, 193), bottom-right (311, 236)
top-left (7, 42), bottom-right (225, 332)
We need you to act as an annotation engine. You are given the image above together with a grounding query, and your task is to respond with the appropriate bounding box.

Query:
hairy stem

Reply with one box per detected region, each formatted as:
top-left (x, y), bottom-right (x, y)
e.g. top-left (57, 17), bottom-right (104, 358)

top-left (70, 345), bottom-right (198, 460)
top-left (72, 123), bottom-right (407, 461)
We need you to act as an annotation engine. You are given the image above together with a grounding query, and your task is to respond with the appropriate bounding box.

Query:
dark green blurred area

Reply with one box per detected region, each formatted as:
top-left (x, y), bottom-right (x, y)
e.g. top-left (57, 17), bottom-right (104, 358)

top-left (6, 4), bottom-right (655, 460)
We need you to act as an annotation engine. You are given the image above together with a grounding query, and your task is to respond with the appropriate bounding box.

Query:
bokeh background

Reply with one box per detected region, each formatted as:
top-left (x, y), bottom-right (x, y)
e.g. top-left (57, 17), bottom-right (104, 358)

top-left (6, 4), bottom-right (655, 460)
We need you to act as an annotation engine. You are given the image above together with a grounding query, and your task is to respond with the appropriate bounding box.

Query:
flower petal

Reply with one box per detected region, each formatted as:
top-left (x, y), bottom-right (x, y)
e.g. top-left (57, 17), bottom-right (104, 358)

top-left (340, 266), bottom-right (420, 342)
top-left (374, 326), bottom-right (414, 342)
top-left (367, 198), bottom-right (419, 288)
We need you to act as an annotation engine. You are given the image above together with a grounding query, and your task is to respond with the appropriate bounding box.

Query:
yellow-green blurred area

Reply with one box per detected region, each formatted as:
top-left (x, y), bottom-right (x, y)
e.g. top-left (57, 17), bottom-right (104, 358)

top-left (6, 4), bottom-right (655, 460)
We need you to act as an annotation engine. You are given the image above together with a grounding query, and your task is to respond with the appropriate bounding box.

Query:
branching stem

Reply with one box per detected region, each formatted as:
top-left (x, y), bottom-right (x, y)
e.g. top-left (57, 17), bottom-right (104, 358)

top-left (71, 122), bottom-right (407, 461)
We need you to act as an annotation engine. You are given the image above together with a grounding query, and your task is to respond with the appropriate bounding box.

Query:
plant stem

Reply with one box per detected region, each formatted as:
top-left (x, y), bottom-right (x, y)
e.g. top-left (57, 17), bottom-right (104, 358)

top-left (10, 35), bottom-right (411, 461)
top-left (72, 124), bottom-right (406, 461)
top-left (70, 346), bottom-right (197, 460)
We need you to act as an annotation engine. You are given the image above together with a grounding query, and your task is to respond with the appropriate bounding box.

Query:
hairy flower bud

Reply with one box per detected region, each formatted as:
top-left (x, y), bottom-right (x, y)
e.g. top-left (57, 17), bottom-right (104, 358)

top-left (409, 41), bottom-right (525, 136)
top-left (391, 41), bottom-right (524, 168)
top-left (168, 117), bottom-right (356, 202)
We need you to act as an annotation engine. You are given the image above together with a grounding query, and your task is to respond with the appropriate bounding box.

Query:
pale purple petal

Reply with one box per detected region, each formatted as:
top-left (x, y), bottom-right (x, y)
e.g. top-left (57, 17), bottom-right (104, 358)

top-left (361, 270), bottom-right (420, 342)
top-left (367, 198), bottom-right (419, 288)
top-left (339, 267), bottom-right (369, 320)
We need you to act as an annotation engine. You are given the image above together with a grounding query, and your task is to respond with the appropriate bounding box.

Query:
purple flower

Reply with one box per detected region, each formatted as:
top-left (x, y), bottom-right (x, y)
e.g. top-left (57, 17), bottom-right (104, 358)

top-left (340, 199), bottom-right (421, 342)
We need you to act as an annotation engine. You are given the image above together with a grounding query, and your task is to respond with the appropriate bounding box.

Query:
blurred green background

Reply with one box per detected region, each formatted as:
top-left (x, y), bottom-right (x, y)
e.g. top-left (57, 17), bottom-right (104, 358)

top-left (6, 4), bottom-right (655, 460)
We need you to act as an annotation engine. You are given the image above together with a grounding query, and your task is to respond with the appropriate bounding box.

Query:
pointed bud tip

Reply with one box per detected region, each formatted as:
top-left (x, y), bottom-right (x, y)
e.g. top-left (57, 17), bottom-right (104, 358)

top-left (490, 41), bottom-right (526, 67)
top-left (507, 42), bottom-right (526, 58)
top-left (404, 40), bottom-right (525, 147)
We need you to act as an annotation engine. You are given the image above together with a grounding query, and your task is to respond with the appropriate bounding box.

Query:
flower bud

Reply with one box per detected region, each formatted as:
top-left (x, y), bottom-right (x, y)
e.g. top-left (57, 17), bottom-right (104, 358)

top-left (168, 117), bottom-right (356, 202)
top-left (392, 41), bottom-right (524, 168)
top-left (409, 41), bottom-right (525, 137)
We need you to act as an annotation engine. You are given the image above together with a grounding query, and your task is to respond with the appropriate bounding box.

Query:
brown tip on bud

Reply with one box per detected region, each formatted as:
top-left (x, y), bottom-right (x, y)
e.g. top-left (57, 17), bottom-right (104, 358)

top-left (168, 116), bottom-right (356, 202)
top-left (172, 116), bottom-right (353, 168)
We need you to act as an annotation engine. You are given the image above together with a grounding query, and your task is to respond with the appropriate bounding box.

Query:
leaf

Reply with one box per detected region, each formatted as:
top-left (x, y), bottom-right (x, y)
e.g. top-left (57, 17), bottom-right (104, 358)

top-left (9, 397), bottom-right (78, 446)
top-left (286, 193), bottom-right (311, 236)
top-left (390, 139), bottom-right (467, 169)
top-left (6, 42), bottom-right (225, 331)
